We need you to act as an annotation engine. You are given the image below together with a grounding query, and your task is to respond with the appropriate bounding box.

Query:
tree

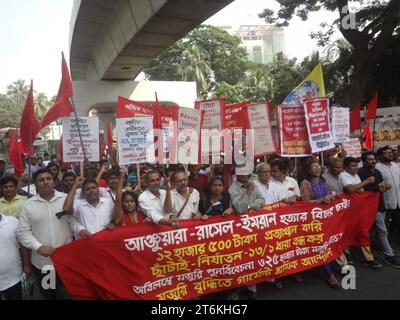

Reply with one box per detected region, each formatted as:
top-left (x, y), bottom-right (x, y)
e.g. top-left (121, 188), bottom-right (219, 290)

top-left (213, 81), bottom-right (245, 104)
top-left (213, 53), bottom-right (302, 106)
top-left (177, 44), bottom-right (214, 98)
top-left (6, 79), bottom-right (29, 107)
top-left (34, 92), bottom-right (50, 120)
top-left (143, 41), bottom-right (186, 81)
top-left (185, 26), bottom-right (249, 87)
top-left (259, 0), bottom-right (400, 106)
top-left (0, 94), bottom-right (23, 128)
top-left (144, 25), bottom-right (249, 93)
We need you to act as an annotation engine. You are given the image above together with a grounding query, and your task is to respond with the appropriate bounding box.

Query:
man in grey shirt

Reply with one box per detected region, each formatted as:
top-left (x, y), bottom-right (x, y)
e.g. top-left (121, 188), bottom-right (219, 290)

top-left (229, 173), bottom-right (265, 299)
top-left (229, 174), bottom-right (265, 215)
top-left (322, 157), bottom-right (344, 195)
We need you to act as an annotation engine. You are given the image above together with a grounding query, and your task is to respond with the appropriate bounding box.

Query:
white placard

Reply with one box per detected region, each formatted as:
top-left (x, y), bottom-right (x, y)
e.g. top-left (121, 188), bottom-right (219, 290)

top-left (331, 107), bottom-right (350, 143)
top-left (343, 138), bottom-right (362, 158)
top-left (177, 108), bottom-right (202, 164)
top-left (117, 117), bottom-right (155, 165)
top-left (247, 103), bottom-right (276, 157)
top-left (62, 117), bottom-right (99, 162)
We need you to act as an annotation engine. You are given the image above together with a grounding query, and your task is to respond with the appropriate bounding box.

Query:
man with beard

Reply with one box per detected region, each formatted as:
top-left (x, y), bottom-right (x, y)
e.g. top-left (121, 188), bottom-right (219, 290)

top-left (376, 146), bottom-right (400, 236)
top-left (164, 170), bottom-right (202, 221)
top-left (359, 151), bottom-right (400, 268)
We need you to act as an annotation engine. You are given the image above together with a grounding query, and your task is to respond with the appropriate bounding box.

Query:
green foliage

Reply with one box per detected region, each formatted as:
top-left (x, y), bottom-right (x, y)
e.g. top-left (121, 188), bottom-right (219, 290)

top-left (0, 82), bottom-right (51, 129)
top-left (259, 0), bottom-right (400, 105)
top-left (144, 25), bottom-right (248, 96)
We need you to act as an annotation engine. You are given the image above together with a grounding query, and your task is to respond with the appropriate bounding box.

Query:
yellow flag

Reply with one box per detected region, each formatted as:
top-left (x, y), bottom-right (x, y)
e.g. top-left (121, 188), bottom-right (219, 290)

top-left (282, 63), bottom-right (326, 105)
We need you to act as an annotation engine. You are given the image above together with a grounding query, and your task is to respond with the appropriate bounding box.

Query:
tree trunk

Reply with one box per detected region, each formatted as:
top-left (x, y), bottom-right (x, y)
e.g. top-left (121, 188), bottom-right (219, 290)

top-left (341, 60), bottom-right (370, 107)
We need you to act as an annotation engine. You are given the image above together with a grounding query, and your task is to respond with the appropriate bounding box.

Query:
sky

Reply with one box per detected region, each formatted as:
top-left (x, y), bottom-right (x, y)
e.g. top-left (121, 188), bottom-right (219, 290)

top-left (0, 0), bottom-right (339, 97)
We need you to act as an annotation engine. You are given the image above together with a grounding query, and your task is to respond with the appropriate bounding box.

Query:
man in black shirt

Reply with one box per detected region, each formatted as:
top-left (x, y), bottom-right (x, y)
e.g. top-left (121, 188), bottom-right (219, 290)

top-left (358, 152), bottom-right (400, 268)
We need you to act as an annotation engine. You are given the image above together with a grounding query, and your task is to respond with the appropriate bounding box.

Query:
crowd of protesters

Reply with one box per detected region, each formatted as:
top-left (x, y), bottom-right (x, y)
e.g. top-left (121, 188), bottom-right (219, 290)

top-left (1, 145), bottom-right (400, 300)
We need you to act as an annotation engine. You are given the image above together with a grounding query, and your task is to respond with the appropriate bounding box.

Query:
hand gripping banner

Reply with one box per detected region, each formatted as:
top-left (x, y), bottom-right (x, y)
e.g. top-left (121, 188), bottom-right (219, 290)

top-left (53, 192), bottom-right (379, 300)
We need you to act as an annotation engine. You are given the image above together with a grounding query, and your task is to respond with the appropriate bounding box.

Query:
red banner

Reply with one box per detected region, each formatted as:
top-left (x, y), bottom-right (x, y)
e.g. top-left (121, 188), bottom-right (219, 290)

top-left (53, 192), bottom-right (378, 300)
top-left (278, 104), bottom-right (312, 157)
top-left (225, 101), bottom-right (250, 130)
top-left (117, 96), bottom-right (158, 128)
top-left (155, 105), bottom-right (179, 156)
top-left (303, 98), bottom-right (335, 153)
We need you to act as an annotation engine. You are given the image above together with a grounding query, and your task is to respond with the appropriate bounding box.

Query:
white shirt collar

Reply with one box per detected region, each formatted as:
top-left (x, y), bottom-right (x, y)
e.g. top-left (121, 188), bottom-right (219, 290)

top-left (32, 191), bottom-right (64, 203)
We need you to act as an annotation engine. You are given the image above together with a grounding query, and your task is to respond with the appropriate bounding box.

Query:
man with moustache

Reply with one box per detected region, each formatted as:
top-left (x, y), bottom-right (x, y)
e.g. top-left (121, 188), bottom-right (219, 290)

top-left (63, 177), bottom-right (113, 238)
top-left (358, 151), bottom-right (400, 268)
top-left (17, 169), bottom-right (80, 300)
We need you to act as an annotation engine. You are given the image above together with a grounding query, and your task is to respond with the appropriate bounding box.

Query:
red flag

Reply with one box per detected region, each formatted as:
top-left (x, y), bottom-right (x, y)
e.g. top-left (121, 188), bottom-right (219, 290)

top-left (41, 52), bottom-right (74, 129)
top-left (20, 81), bottom-right (40, 156)
top-left (362, 122), bottom-right (373, 150)
top-left (9, 130), bottom-right (24, 178)
top-left (107, 123), bottom-right (113, 155)
top-left (366, 92), bottom-right (378, 121)
top-left (350, 105), bottom-right (361, 133)
top-left (117, 96), bottom-right (157, 128)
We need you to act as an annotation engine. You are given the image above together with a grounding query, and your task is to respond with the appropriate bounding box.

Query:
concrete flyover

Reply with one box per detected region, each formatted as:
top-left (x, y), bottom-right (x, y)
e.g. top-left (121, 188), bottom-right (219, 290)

top-left (69, 0), bottom-right (234, 81)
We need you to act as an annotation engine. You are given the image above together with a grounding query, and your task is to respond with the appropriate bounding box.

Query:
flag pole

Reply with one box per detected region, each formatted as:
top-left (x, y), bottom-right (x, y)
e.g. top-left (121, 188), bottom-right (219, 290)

top-left (69, 96), bottom-right (88, 162)
top-left (136, 164), bottom-right (141, 190)
top-left (320, 152), bottom-right (324, 167)
top-left (372, 119), bottom-right (377, 151)
top-left (27, 127), bottom-right (32, 197)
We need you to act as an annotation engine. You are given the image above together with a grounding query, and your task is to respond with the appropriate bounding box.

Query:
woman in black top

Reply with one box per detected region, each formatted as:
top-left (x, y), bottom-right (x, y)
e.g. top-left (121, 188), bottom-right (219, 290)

top-left (199, 176), bottom-right (233, 217)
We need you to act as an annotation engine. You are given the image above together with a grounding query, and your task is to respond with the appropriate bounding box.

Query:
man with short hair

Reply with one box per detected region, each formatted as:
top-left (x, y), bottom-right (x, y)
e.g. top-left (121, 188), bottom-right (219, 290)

top-left (229, 174), bottom-right (266, 215)
top-left (55, 171), bottom-right (76, 194)
top-left (0, 160), bottom-right (13, 179)
top-left (322, 157), bottom-right (348, 268)
top-left (339, 157), bottom-right (382, 269)
top-left (0, 213), bottom-right (29, 300)
top-left (63, 178), bottom-right (113, 238)
top-left (339, 157), bottom-right (375, 194)
top-left (358, 152), bottom-right (400, 268)
top-left (229, 173), bottom-right (265, 299)
top-left (17, 168), bottom-right (77, 300)
top-left (253, 162), bottom-right (282, 204)
top-left (138, 171), bottom-right (179, 228)
top-left (270, 160), bottom-right (300, 203)
top-left (104, 169), bottom-right (119, 202)
top-left (164, 170), bottom-right (201, 220)
top-left (0, 177), bottom-right (27, 218)
top-left (322, 158), bottom-right (344, 195)
top-left (376, 146), bottom-right (400, 235)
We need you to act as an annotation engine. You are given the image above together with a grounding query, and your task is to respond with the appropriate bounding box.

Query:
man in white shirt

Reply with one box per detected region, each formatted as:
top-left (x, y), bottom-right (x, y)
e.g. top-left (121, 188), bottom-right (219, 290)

top-left (104, 169), bottom-right (119, 202)
top-left (339, 157), bottom-right (374, 193)
top-left (63, 178), bottom-right (113, 238)
top-left (339, 157), bottom-right (382, 269)
top-left (270, 160), bottom-right (300, 203)
top-left (253, 162), bottom-right (282, 204)
top-left (138, 171), bottom-right (179, 227)
top-left (376, 146), bottom-right (400, 235)
top-left (17, 168), bottom-right (79, 300)
top-left (164, 170), bottom-right (201, 220)
top-left (0, 214), bottom-right (28, 300)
